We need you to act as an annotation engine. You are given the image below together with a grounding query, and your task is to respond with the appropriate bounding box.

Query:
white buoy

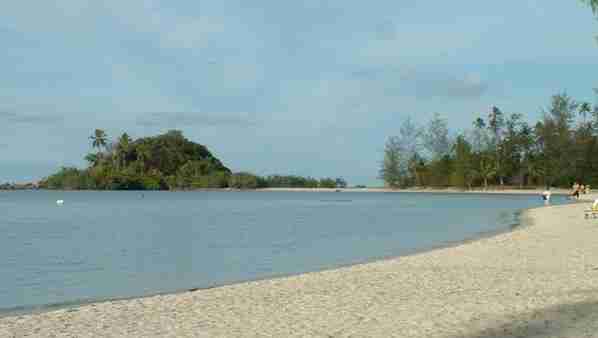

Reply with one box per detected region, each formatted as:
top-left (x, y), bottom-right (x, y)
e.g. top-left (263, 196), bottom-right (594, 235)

top-left (56, 199), bottom-right (64, 205)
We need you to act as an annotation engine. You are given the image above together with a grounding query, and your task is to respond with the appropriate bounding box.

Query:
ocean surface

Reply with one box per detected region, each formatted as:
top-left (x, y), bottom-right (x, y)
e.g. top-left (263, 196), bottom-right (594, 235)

top-left (0, 191), bottom-right (569, 313)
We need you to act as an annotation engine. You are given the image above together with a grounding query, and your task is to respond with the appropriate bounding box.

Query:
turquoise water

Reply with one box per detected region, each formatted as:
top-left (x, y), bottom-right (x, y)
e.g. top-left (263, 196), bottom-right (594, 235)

top-left (0, 191), bottom-right (568, 313)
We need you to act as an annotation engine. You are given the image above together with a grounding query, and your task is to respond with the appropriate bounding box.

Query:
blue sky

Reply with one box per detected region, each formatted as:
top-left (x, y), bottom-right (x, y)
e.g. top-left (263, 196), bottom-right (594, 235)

top-left (1, 0), bottom-right (597, 185)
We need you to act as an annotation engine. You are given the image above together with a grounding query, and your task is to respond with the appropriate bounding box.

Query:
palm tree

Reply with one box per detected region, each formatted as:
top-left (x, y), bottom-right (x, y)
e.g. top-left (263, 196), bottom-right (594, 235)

top-left (84, 153), bottom-right (98, 166)
top-left (116, 133), bottom-right (132, 169)
top-left (90, 129), bottom-right (108, 153)
top-left (586, 0), bottom-right (598, 14)
top-left (579, 102), bottom-right (592, 125)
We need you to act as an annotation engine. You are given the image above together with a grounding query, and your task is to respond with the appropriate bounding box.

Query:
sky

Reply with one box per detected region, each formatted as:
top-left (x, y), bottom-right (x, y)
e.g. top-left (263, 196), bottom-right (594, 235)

top-left (1, 0), bottom-right (597, 185)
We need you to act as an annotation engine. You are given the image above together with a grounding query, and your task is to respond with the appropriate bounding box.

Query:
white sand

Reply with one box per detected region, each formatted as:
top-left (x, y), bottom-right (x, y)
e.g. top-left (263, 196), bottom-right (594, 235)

top-left (2, 197), bottom-right (598, 337)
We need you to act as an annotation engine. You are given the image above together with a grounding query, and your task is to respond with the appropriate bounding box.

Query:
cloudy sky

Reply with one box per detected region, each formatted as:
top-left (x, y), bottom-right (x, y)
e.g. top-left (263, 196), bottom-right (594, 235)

top-left (1, 1), bottom-right (597, 184)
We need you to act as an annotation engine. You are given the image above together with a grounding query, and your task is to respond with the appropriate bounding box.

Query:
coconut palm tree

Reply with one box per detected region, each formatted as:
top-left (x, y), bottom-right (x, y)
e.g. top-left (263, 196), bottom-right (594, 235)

top-left (84, 153), bottom-right (98, 166)
top-left (586, 0), bottom-right (598, 14)
top-left (90, 129), bottom-right (108, 153)
top-left (115, 133), bottom-right (132, 169)
top-left (579, 102), bottom-right (592, 125)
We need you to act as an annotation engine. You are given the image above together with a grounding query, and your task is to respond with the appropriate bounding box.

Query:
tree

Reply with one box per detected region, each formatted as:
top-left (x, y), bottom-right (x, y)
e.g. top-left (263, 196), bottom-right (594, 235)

top-left (229, 172), bottom-right (259, 189)
top-left (524, 154), bottom-right (545, 187)
top-left (547, 92), bottom-right (577, 129)
top-left (583, 0), bottom-right (598, 15)
top-left (115, 133), bottom-right (132, 169)
top-left (544, 93), bottom-right (578, 186)
top-left (136, 142), bottom-right (152, 173)
top-left (488, 106), bottom-right (505, 185)
top-left (379, 136), bottom-right (403, 188)
top-left (501, 113), bottom-right (525, 185)
top-left (396, 117), bottom-right (423, 186)
top-left (319, 178), bottom-right (337, 188)
top-left (398, 117), bottom-right (423, 157)
top-left (453, 135), bottom-right (475, 189)
top-left (579, 102), bottom-right (593, 125)
top-left (424, 113), bottom-right (451, 160)
top-left (90, 129), bottom-right (107, 153)
top-left (517, 121), bottom-right (536, 186)
top-left (84, 153), bottom-right (98, 166)
top-left (580, 0), bottom-right (598, 45)
top-left (469, 117), bottom-right (490, 153)
top-left (335, 177), bottom-right (348, 188)
top-left (422, 113), bottom-right (453, 187)
top-left (478, 155), bottom-right (497, 190)
top-left (534, 119), bottom-right (556, 186)
top-left (411, 154), bottom-right (429, 187)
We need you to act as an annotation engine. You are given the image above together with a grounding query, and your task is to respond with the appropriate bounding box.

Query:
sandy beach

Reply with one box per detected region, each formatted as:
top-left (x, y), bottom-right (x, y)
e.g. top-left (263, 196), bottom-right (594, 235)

top-left (2, 195), bottom-right (598, 337)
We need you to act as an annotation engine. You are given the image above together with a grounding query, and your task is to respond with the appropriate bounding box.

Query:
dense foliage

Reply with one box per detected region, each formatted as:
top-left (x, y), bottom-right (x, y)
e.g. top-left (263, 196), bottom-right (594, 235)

top-left (40, 130), bottom-right (347, 190)
top-left (259, 175), bottom-right (346, 189)
top-left (40, 130), bottom-right (231, 190)
top-left (380, 93), bottom-right (598, 189)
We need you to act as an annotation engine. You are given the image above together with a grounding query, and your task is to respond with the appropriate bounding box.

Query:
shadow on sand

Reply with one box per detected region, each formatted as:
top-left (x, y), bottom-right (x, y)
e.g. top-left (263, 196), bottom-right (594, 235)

top-left (458, 297), bottom-right (598, 338)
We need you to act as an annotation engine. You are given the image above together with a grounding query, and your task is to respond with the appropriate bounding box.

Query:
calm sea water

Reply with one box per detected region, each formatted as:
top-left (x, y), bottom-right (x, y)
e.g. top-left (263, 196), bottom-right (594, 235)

top-left (0, 191), bottom-right (568, 313)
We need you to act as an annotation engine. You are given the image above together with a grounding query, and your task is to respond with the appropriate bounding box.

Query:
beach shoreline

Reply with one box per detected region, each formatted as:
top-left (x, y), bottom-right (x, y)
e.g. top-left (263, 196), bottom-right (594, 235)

top-left (2, 195), bottom-right (597, 337)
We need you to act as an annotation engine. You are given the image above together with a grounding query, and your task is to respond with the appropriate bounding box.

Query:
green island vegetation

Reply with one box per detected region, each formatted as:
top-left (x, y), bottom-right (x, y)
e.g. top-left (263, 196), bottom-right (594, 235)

top-left (380, 93), bottom-right (598, 189)
top-left (38, 130), bottom-right (346, 190)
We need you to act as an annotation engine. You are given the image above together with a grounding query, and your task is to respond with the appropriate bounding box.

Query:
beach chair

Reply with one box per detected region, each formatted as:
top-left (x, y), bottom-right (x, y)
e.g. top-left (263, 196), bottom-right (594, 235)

top-left (585, 203), bottom-right (598, 219)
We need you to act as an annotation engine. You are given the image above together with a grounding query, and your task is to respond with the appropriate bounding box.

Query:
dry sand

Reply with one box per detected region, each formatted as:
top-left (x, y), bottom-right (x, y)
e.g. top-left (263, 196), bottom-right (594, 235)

top-left (2, 195), bottom-right (598, 337)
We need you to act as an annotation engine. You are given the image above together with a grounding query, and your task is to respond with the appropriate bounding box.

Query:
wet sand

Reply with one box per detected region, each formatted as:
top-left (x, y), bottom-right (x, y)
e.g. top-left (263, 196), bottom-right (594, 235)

top-left (2, 197), bottom-right (598, 337)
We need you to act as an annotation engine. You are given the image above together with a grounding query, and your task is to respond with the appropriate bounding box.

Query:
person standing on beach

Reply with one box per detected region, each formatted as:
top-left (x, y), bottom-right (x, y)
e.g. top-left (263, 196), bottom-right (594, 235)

top-left (573, 186), bottom-right (581, 200)
top-left (542, 188), bottom-right (551, 205)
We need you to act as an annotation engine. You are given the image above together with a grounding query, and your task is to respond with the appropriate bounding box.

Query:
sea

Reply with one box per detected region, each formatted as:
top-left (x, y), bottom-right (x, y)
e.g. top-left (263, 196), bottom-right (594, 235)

top-left (0, 190), bottom-right (569, 314)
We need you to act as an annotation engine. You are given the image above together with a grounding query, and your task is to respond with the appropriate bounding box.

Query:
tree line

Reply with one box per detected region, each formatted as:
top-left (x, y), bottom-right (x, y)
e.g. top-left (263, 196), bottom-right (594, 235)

top-left (380, 93), bottom-right (598, 189)
top-left (380, 0), bottom-right (598, 190)
top-left (40, 130), bottom-right (347, 190)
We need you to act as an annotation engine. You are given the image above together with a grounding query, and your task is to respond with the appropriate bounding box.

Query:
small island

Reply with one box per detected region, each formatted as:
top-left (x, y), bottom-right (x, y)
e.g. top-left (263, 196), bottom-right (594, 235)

top-left (37, 129), bottom-right (347, 191)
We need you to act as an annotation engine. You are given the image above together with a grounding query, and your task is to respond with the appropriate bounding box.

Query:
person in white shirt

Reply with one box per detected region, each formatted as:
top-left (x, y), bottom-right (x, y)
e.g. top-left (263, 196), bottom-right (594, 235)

top-left (542, 189), bottom-right (551, 205)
